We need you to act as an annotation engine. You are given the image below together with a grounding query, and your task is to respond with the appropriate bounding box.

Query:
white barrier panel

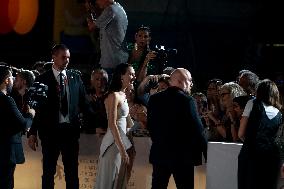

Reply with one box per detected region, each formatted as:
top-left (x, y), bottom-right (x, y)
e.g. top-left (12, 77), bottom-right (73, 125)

top-left (14, 134), bottom-right (206, 189)
top-left (206, 142), bottom-right (242, 189)
top-left (206, 142), bottom-right (284, 189)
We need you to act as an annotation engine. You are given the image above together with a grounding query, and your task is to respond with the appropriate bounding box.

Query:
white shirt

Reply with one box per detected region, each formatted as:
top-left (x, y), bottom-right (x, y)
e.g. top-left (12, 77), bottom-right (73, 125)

top-left (52, 67), bottom-right (70, 123)
top-left (242, 99), bottom-right (279, 119)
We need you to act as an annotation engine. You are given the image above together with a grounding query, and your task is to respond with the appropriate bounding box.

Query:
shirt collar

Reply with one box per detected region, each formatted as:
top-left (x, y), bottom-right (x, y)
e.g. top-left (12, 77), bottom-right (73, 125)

top-left (52, 66), bottom-right (67, 78)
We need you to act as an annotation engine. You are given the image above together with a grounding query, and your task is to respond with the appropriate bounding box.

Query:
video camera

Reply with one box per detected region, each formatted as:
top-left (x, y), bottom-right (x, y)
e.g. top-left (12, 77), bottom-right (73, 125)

top-left (153, 45), bottom-right (177, 61)
top-left (151, 45), bottom-right (177, 73)
top-left (27, 82), bottom-right (48, 109)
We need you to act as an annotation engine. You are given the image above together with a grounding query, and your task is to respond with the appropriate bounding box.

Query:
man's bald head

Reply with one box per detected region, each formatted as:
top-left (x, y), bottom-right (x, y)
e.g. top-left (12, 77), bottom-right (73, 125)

top-left (169, 68), bottom-right (193, 94)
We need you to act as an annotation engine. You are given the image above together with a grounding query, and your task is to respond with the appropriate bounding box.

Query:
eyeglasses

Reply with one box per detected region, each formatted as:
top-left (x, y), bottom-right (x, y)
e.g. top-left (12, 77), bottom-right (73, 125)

top-left (220, 92), bottom-right (230, 97)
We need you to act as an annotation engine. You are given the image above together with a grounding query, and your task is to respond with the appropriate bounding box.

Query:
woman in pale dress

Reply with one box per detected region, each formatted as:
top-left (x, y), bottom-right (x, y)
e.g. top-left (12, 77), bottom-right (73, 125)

top-left (95, 63), bottom-right (136, 189)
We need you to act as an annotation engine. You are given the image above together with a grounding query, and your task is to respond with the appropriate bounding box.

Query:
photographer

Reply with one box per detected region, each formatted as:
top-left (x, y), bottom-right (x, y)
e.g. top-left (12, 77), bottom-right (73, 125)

top-left (128, 26), bottom-right (178, 83)
top-left (11, 69), bottom-right (35, 113)
top-left (0, 65), bottom-right (35, 189)
top-left (128, 26), bottom-right (157, 82)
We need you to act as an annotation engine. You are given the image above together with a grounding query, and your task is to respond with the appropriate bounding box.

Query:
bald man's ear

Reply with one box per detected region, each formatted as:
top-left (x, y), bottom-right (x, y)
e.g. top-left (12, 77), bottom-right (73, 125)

top-left (168, 78), bottom-right (174, 86)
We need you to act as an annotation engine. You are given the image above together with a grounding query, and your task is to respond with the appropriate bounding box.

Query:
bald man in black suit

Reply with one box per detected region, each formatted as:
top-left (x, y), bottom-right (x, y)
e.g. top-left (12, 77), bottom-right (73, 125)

top-left (147, 68), bottom-right (207, 189)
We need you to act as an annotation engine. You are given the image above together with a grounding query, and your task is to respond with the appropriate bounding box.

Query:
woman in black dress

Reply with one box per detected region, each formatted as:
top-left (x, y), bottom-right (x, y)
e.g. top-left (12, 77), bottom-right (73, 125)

top-left (238, 79), bottom-right (282, 189)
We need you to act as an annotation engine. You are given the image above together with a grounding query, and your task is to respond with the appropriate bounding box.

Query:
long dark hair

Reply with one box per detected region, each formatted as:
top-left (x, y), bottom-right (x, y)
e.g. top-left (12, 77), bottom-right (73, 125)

top-left (106, 63), bottom-right (131, 96)
top-left (256, 79), bottom-right (282, 110)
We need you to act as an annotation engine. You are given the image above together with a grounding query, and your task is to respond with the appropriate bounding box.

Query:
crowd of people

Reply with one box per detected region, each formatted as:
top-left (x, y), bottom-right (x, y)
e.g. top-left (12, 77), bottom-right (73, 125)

top-left (1, 0), bottom-right (284, 188)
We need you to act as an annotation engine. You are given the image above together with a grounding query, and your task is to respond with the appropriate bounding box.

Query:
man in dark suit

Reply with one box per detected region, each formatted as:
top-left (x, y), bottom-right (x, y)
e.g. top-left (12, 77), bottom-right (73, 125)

top-left (147, 68), bottom-right (206, 189)
top-left (28, 44), bottom-right (92, 189)
top-left (0, 65), bottom-right (35, 189)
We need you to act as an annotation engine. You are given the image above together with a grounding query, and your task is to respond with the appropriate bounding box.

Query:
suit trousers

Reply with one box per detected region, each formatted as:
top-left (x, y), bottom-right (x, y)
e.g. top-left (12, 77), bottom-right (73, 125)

top-left (41, 126), bottom-right (79, 189)
top-left (151, 163), bottom-right (194, 189)
top-left (0, 162), bottom-right (16, 189)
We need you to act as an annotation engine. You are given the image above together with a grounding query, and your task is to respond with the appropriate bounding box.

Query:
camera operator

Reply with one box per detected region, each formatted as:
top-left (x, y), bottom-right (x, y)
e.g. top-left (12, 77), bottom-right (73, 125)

top-left (128, 26), bottom-right (178, 83)
top-left (10, 69), bottom-right (35, 113)
top-left (0, 65), bottom-right (35, 189)
top-left (128, 26), bottom-right (157, 83)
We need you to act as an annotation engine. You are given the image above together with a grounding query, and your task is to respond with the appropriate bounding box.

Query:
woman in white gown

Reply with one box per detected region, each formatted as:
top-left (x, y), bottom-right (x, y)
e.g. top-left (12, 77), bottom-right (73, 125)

top-left (95, 63), bottom-right (136, 189)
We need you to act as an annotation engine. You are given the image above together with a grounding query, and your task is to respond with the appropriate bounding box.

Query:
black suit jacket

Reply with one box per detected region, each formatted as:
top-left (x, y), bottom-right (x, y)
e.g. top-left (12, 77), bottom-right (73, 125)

top-left (147, 87), bottom-right (206, 166)
top-left (28, 69), bottom-right (92, 140)
top-left (0, 92), bottom-right (33, 165)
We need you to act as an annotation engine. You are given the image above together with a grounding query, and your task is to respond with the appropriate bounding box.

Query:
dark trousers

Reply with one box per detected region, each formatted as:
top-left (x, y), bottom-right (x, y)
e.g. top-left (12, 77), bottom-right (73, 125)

top-left (41, 127), bottom-right (79, 189)
top-left (0, 162), bottom-right (16, 189)
top-left (151, 163), bottom-right (194, 189)
top-left (238, 151), bottom-right (280, 189)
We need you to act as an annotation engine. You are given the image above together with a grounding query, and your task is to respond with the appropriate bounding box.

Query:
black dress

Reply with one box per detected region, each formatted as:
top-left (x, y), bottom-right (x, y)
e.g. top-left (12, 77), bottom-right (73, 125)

top-left (238, 99), bottom-right (282, 189)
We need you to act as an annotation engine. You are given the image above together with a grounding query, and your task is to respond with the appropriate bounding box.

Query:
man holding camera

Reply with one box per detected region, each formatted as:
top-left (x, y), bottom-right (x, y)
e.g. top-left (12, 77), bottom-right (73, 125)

top-left (11, 69), bottom-right (35, 113)
top-left (0, 65), bottom-right (35, 189)
top-left (27, 44), bottom-right (93, 189)
top-left (86, 0), bottom-right (128, 76)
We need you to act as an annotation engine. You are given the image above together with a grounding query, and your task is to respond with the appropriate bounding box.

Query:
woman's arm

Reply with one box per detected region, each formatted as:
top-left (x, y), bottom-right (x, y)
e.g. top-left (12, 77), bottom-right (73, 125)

top-left (6, 96), bottom-right (34, 135)
top-left (126, 114), bottom-right (134, 129)
top-left (238, 116), bottom-right (249, 141)
top-left (136, 51), bottom-right (157, 82)
top-left (105, 92), bottom-right (129, 164)
top-left (238, 99), bottom-right (252, 141)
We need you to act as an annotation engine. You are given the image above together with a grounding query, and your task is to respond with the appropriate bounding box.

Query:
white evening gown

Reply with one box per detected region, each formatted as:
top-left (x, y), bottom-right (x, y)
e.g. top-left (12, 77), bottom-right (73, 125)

top-left (95, 100), bottom-right (132, 189)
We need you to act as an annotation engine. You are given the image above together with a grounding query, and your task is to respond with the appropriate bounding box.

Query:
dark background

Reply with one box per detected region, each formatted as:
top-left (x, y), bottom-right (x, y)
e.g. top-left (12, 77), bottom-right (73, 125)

top-left (0, 1), bottom-right (55, 66)
top-left (0, 0), bottom-right (283, 90)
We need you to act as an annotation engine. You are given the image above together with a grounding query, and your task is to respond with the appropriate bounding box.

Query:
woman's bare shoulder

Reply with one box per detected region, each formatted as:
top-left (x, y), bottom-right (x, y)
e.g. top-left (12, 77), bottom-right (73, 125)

top-left (105, 92), bottom-right (120, 104)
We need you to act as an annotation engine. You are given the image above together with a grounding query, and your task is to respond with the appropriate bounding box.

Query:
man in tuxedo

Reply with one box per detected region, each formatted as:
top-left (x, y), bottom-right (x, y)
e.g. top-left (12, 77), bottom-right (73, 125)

top-left (0, 65), bottom-right (35, 189)
top-left (147, 68), bottom-right (206, 189)
top-left (28, 44), bottom-right (92, 189)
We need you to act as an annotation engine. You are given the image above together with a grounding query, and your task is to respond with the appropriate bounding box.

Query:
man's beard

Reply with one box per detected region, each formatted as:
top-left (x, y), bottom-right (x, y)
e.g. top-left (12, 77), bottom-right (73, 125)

top-left (184, 87), bottom-right (191, 96)
top-left (6, 84), bottom-right (13, 94)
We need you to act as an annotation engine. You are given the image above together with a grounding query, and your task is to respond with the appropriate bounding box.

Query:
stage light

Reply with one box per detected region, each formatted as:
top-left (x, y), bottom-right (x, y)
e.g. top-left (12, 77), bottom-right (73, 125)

top-left (0, 0), bottom-right (38, 35)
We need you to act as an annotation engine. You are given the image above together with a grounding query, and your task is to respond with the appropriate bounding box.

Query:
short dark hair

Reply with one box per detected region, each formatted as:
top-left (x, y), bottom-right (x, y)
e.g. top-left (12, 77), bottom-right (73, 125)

top-left (17, 69), bottom-right (35, 88)
top-left (207, 78), bottom-right (223, 87)
top-left (0, 65), bottom-right (12, 84)
top-left (43, 62), bottom-right (53, 71)
top-left (233, 96), bottom-right (251, 109)
top-left (32, 61), bottom-right (45, 70)
top-left (51, 44), bottom-right (69, 55)
top-left (136, 25), bottom-right (151, 35)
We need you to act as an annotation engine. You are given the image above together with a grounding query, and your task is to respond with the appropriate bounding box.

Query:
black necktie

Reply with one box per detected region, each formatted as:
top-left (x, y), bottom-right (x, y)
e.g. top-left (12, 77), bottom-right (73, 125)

top-left (59, 72), bottom-right (68, 117)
